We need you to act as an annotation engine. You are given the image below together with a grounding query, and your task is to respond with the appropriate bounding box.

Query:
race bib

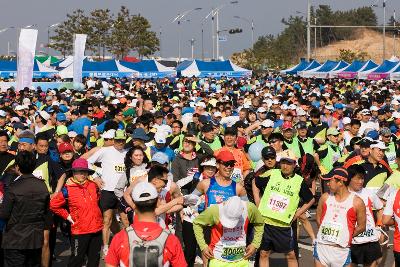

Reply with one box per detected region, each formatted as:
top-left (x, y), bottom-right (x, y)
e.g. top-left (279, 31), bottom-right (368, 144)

top-left (32, 170), bottom-right (44, 180)
top-left (231, 168), bottom-right (243, 183)
top-left (320, 222), bottom-right (343, 243)
top-left (332, 153), bottom-right (340, 163)
top-left (221, 245), bottom-right (246, 262)
top-left (268, 193), bottom-right (290, 213)
top-left (114, 164), bottom-right (126, 173)
top-left (387, 152), bottom-right (396, 165)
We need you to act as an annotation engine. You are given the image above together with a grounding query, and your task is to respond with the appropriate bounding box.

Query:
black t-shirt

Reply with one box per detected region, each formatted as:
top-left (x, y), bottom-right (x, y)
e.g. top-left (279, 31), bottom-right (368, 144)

top-left (0, 151), bottom-right (14, 175)
top-left (255, 171), bottom-right (314, 203)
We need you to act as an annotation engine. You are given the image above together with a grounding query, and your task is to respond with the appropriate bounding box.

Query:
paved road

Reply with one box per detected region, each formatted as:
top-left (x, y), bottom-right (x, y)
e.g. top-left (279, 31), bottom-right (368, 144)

top-left (53, 210), bottom-right (395, 267)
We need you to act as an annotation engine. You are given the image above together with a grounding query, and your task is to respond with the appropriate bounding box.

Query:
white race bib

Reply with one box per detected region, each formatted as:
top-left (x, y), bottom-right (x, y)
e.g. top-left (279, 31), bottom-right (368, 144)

top-left (32, 170), bottom-right (44, 180)
top-left (320, 222), bottom-right (343, 243)
top-left (267, 192), bottom-right (290, 213)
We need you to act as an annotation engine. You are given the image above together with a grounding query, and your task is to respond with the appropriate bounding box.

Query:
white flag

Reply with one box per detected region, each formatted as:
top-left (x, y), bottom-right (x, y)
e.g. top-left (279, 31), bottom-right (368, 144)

top-left (16, 29), bottom-right (38, 91)
top-left (73, 34), bottom-right (87, 84)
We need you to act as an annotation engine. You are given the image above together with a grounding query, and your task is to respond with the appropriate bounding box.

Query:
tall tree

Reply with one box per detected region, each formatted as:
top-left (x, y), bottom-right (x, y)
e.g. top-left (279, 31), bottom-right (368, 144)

top-left (130, 15), bottom-right (159, 58)
top-left (89, 9), bottom-right (113, 60)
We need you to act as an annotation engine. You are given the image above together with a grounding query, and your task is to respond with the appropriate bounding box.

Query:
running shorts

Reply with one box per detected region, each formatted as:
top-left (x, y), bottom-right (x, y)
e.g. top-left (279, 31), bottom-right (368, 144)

top-left (259, 224), bottom-right (295, 253)
top-left (313, 242), bottom-right (351, 267)
top-left (351, 241), bottom-right (382, 265)
top-left (99, 190), bottom-right (119, 211)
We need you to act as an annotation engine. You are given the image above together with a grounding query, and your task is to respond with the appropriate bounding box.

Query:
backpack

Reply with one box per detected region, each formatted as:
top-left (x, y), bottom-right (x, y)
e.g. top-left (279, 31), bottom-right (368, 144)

top-left (126, 225), bottom-right (170, 267)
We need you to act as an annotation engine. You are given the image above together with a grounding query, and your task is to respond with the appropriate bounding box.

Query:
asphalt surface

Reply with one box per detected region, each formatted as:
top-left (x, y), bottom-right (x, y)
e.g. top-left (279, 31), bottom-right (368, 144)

top-left (53, 210), bottom-right (395, 267)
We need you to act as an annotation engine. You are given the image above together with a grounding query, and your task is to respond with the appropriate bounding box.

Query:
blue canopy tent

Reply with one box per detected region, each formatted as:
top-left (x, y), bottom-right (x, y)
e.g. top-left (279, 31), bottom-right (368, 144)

top-left (299, 60), bottom-right (341, 78)
top-left (280, 59), bottom-right (309, 75)
top-left (0, 60), bottom-right (58, 78)
top-left (360, 60), bottom-right (400, 80)
top-left (390, 63), bottom-right (400, 80)
top-left (327, 61), bottom-right (350, 78)
top-left (336, 60), bottom-right (378, 79)
top-left (176, 60), bottom-right (252, 78)
top-left (119, 60), bottom-right (176, 78)
top-left (59, 59), bottom-right (138, 79)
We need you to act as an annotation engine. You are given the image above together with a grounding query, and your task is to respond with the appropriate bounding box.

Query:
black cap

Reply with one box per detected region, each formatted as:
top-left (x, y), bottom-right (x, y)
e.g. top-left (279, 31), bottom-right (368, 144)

top-left (296, 121), bottom-right (308, 129)
top-left (199, 115), bottom-right (209, 124)
top-left (268, 132), bottom-right (284, 143)
top-left (224, 127), bottom-right (237, 136)
top-left (262, 146), bottom-right (276, 159)
top-left (202, 123), bottom-right (214, 133)
top-left (378, 109), bottom-right (385, 116)
top-left (358, 138), bottom-right (374, 148)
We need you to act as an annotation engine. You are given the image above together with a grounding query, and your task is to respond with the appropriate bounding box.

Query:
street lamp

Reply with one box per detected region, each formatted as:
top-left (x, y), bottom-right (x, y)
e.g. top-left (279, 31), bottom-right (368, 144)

top-left (233, 16), bottom-right (254, 47)
top-left (171, 7), bottom-right (202, 62)
top-left (47, 23), bottom-right (60, 55)
top-left (215, 1), bottom-right (239, 60)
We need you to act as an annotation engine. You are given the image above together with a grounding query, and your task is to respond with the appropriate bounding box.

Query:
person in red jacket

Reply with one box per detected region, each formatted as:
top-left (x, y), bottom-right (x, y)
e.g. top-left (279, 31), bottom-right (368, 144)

top-left (50, 158), bottom-right (103, 267)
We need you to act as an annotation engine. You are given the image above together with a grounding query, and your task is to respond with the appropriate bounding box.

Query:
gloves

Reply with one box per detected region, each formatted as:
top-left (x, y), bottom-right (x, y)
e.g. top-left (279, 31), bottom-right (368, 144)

top-left (319, 165), bottom-right (328, 175)
top-left (66, 215), bottom-right (75, 225)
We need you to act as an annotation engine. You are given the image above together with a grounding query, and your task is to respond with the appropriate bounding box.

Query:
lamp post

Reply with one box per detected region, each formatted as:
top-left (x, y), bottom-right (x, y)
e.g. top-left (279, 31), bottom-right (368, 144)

top-left (171, 7), bottom-right (202, 62)
top-left (383, 0), bottom-right (387, 60)
top-left (159, 26), bottom-right (162, 58)
top-left (215, 1), bottom-right (238, 60)
top-left (307, 0), bottom-right (311, 61)
top-left (47, 23), bottom-right (59, 55)
top-left (233, 16), bottom-right (254, 47)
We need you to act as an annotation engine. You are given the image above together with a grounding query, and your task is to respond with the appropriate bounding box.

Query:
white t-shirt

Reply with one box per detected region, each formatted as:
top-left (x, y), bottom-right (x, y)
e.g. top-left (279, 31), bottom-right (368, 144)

top-left (88, 146), bottom-right (127, 191)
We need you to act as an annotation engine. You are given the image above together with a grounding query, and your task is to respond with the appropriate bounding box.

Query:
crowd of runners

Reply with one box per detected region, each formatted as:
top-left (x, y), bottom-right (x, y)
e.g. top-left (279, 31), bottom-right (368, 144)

top-left (1, 75), bottom-right (400, 267)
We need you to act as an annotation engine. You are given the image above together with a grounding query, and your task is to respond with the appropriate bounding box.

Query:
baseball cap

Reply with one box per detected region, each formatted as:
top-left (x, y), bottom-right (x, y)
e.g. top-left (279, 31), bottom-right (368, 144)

top-left (370, 106), bottom-right (379, 112)
top-left (152, 152), bottom-right (169, 165)
top-left (39, 111), bottom-right (50, 121)
top-left (0, 110), bottom-right (6, 117)
top-left (15, 105), bottom-right (25, 111)
top-left (13, 122), bottom-right (26, 130)
top-left (213, 111), bottom-right (222, 118)
top-left (327, 127), bottom-right (340, 136)
top-left (200, 157), bottom-right (217, 167)
top-left (296, 108), bottom-right (307, 116)
top-left (296, 121), bottom-right (308, 129)
top-left (201, 123), bottom-right (214, 133)
top-left (56, 113), bottom-right (67, 122)
top-left (71, 158), bottom-right (95, 174)
top-left (277, 150), bottom-right (297, 163)
top-left (380, 127), bottom-right (391, 136)
top-left (196, 102), bottom-right (206, 109)
top-left (68, 131), bottom-right (78, 138)
top-left (154, 132), bottom-right (166, 144)
top-left (360, 109), bottom-right (371, 116)
top-left (321, 167), bottom-right (348, 181)
top-left (219, 196), bottom-right (244, 228)
top-left (261, 119), bottom-right (274, 128)
top-left (366, 130), bottom-right (379, 140)
top-left (216, 150), bottom-right (235, 163)
top-left (358, 137), bottom-right (374, 148)
top-left (58, 142), bottom-right (74, 154)
top-left (111, 99), bottom-right (120, 105)
top-left (132, 182), bottom-right (158, 202)
top-left (199, 115), bottom-right (209, 124)
top-left (257, 107), bottom-right (267, 113)
top-left (114, 129), bottom-right (126, 140)
top-left (101, 129), bottom-right (116, 139)
top-left (262, 146), bottom-right (276, 159)
top-left (342, 117), bottom-right (351, 125)
top-left (132, 128), bottom-right (150, 141)
top-left (281, 121), bottom-right (293, 130)
top-left (334, 103), bottom-right (344, 109)
top-left (370, 141), bottom-right (387, 150)
top-left (56, 125), bottom-right (68, 136)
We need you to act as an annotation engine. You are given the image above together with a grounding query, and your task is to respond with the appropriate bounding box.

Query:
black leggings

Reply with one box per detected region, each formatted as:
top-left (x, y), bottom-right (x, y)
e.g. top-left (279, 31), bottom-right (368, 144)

top-left (68, 231), bottom-right (102, 267)
top-left (182, 220), bottom-right (199, 267)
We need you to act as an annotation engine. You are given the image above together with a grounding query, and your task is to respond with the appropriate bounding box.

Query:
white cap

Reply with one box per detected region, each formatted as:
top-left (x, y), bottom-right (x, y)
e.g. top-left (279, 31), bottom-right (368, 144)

top-left (10, 117), bottom-right (20, 123)
top-left (213, 111), bottom-right (222, 118)
top-left (101, 129), bottom-right (116, 139)
top-left (196, 102), bottom-right (206, 109)
top-left (261, 119), bottom-right (274, 128)
top-left (391, 100), bottom-right (400, 106)
top-left (15, 105), bottom-right (25, 111)
top-left (393, 111), bottom-right (400, 119)
top-left (0, 110), bottom-right (6, 117)
top-left (296, 108), bottom-right (306, 116)
top-left (325, 105), bottom-right (334, 111)
top-left (371, 141), bottom-right (387, 150)
top-left (257, 107), bottom-right (267, 113)
top-left (370, 106), bottom-right (379, 111)
top-left (219, 196), bottom-right (244, 228)
top-left (39, 111), bottom-right (50, 121)
top-left (288, 104), bottom-right (297, 110)
top-left (360, 109), bottom-right (371, 115)
top-left (132, 182), bottom-right (158, 202)
top-left (154, 132), bottom-right (166, 144)
top-left (342, 117), bottom-right (351, 125)
top-left (111, 99), bottom-right (120, 105)
top-left (281, 104), bottom-right (288, 110)
top-left (68, 131), bottom-right (78, 138)
top-left (22, 98), bottom-right (31, 105)
top-left (172, 104), bottom-right (180, 108)
top-left (200, 158), bottom-right (217, 167)
top-left (272, 99), bottom-right (280, 105)
top-left (52, 101), bottom-right (60, 107)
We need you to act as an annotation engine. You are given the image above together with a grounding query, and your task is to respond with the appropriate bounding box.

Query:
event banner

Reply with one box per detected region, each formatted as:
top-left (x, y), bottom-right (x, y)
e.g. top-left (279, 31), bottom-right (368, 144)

top-left (16, 29), bottom-right (38, 91)
top-left (73, 34), bottom-right (87, 84)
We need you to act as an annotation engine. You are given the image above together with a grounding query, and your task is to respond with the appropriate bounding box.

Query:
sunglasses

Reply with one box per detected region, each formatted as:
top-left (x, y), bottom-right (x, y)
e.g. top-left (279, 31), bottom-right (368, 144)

top-left (268, 139), bottom-right (280, 144)
top-left (220, 160), bottom-right (235, 168)
top-left (104, 138), bottom-right (113, 141)
top-left (264, 157), bottom-right (276, 161)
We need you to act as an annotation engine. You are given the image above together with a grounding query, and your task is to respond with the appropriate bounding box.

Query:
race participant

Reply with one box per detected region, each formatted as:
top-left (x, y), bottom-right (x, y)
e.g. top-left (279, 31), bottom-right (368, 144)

top-left (215, 127), bottom-right (252, 183)
top-left (314, 167), bottom-right (366, 267)
top-left (50, 158), bottom-right (103, 267)
top-left (291, 121), bottom-right (315, 158)
top-left (315, 127), bottom-right (342, 175)
top-left (87, 129), bottom-right (128, 257)
top-left (308, 108), bottom-right (329, 145)
top-left (105, 182), bottom-right (187, 267)
top-left (380, 127), bottom-right (398, 170)
top-left (255, 150), bottom-right (315, 267)
top-left (382, 186), bottom-right (400, 267)
top-left (193, 196), bottom-right (264, 267)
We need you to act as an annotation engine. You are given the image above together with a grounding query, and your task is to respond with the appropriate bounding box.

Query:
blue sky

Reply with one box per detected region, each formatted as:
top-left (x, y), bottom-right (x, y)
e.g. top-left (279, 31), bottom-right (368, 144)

top-left (0, 0), bottom-right (399, 59)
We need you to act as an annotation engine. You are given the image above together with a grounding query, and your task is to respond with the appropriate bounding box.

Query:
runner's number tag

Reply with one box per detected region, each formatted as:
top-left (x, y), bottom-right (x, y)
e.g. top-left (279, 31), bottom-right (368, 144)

top-left (32, 170), bottom-right (44, 180)
top-left (221, 245), bottom-right (246, 262)
top-left (321, 222), bottom-right (343, 243)
top-left (114, 164), bottom-right (126, 173)
top-left (268, 193), bottom-right (290, 213)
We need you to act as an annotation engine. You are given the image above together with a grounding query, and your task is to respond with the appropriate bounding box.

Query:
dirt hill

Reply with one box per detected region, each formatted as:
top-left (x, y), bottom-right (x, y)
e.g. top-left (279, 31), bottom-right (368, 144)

top-left (312, 28), bottom-right (399, 63)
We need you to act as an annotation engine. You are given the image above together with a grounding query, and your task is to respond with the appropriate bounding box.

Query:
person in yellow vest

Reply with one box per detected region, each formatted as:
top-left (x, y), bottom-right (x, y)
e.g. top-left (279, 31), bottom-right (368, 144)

top-left (315, 127), bottom-right (342, 175)
top-left (254, 150), bottom-right (315, 267)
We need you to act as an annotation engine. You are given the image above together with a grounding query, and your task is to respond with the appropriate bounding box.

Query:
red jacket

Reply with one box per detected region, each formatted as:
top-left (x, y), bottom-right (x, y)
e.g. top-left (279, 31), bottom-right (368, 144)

top-left (50, 178), bottom-right (103, 235)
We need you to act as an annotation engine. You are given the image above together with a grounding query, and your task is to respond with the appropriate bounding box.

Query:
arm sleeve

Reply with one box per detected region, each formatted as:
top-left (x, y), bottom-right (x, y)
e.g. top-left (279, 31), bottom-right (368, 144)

top-left (87, 147), bottom-right (104, 165)
top-left (193, 205), bottom-right (219, 251)
top-left (299, 181), bottom-right (314, 203)
top-left (247, 202), bottom-right (265, 249)
top-left (371, 192), bottom-right (384, 210)
top-left (114, 174), bottom-right (128, 199)
top-left (49, 192), bottom-right (69, 220)
top-left (383, 192), bottom-right (396, 216)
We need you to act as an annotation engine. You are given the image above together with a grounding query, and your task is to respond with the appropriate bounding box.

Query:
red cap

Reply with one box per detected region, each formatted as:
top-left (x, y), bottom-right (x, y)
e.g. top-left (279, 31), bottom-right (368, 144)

top-left (282, 121), bottom-right (293, 130)
top-left (216, 150), bottom-right (235, 162)
top-left (58, 142), bottom-right (74, 154)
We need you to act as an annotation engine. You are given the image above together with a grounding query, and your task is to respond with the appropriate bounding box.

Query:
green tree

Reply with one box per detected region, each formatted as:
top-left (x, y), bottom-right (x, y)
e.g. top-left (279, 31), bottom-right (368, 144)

top-left (130, 15), bottom-right (159, 58)
top-left (337, 49), bottom-right (369, 62)
top-left (89, 9), bottom-right (113, 60)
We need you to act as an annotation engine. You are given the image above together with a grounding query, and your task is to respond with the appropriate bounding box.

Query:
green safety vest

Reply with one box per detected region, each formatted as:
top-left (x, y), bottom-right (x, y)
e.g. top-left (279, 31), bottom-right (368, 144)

top-left (320, 142), bottom-right (341, 173)
top-left (258, 169), bottom-right (303, 226)
top-left (3, 159), bottom-right (51, 192)
top-left (247, 135), bottom-right (267, 146)
top-left (386, 142), bottom-right (397, 170)
top-left (385, 169), bottom-right (400, 189)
